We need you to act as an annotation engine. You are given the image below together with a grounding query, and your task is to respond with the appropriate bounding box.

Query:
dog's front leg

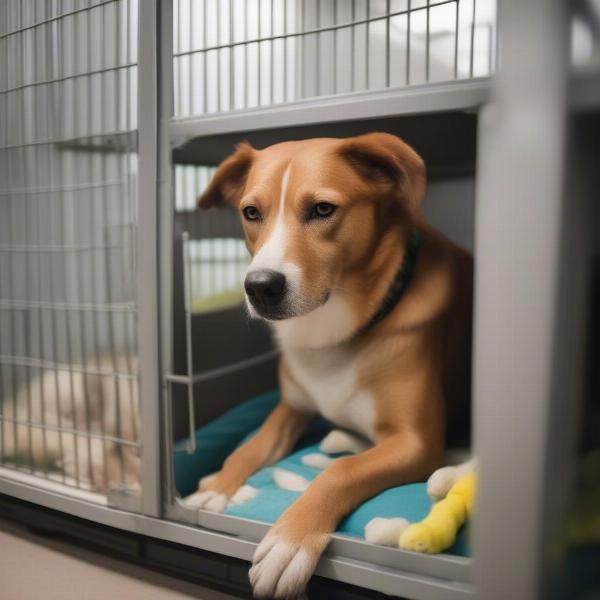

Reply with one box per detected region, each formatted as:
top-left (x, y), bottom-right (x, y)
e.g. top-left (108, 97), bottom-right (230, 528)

top-left (185, 401), bottom-right (313, 513)
top-left (249, 433), bottom-right (439, 599)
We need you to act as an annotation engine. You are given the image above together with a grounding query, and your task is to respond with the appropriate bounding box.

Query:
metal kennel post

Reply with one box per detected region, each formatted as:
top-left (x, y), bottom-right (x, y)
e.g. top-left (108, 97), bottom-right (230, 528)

top-left (0, 1), bottom-right (598, 599)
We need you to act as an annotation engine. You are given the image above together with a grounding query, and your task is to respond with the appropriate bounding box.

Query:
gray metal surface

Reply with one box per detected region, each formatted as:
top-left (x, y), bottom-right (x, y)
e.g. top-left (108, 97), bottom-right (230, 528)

top-left (171, 77), bottom-right (490, 146)
top-left (470, 1), bottom-right (594, 599)
top-left (0, 472), bottom-right (474, 600)
top-left (137, 0), bottom-right (163, 517)
top-left (168, 498), bottom-right (471, 583)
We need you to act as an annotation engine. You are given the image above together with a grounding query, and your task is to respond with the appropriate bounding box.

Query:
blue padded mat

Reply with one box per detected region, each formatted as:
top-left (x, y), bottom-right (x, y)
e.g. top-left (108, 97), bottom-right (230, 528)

top-left (174, 391), bottom-right (469, 557)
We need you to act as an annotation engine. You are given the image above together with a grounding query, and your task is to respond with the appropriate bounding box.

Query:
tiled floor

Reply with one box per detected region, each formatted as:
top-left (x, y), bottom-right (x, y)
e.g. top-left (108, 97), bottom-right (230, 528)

top-left (0, 518), bottom-right (238, 600)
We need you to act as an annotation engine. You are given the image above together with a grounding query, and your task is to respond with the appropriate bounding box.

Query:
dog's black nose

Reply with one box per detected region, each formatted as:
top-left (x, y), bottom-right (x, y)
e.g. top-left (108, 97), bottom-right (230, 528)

top-left (244, 269), bottom-right (287, 307)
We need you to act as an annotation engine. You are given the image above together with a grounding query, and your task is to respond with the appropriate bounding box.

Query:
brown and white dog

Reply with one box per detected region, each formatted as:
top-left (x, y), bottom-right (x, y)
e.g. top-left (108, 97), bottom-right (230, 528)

top-left (193, 133), bottom-right (473, 598)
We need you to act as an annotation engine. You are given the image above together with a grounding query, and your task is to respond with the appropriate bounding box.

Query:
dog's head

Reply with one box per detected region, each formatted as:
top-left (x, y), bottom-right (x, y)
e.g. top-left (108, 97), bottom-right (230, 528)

top-left (198, 133), bottom-right (425, 330)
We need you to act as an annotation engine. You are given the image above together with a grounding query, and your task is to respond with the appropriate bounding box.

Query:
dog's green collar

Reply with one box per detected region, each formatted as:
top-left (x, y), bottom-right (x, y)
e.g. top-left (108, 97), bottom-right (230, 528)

top-left (360, 229), bottom-right (422, 334)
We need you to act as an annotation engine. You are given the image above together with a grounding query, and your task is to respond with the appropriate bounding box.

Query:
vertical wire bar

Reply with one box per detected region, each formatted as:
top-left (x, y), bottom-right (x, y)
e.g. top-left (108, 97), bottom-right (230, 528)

top-left (176, 0), bottom-right (181, 116)
top-left (316, 0), bottom-right (320, 96)
top-left (269, 0), bottom-right (274, 105)
top-left (299, 0), bottom-right (305, 100)
top-left (122, 0), bottom-right (135, 447)
top-left (18, 0), bottom-right (35, 475)
top-left (3, 0), bottom-right (15, 463)
top-left (350, 0), bottom-right (355, 92)
top-left (333, 0), bottom-right (337, 94)
top-left (72, 6), bottom-right (97, 489)
top-left (365, 0), bottom-right (370, 89)
top-left (44, 12), bottom-right (67, 485)
top-left (487, 22), bottom-right (493, 75)
top-left (203, 0), bottom-right (208, 113)
top-left (406, 0), bottom-right (411, 85)
top-left (5, 55), bottom-right (20, 471)
top-left (257, 0), bottom-right (261, 105)
top-left (283, 0), bottom-right (287, 102)
top-left (122, 0), bottom-right (137, 474)
top-left (216, 0), bottom-right (221, 111)
top-left (469, 0), bottom-right (476, 78)
top-left (33, 11), bottom-right (50, 480)
top-left (189, 0), bottom-right (193, 116)
top-left (385, 0), bottom-right (390, 88)
top-left (0, 0), bottom-right (6, 466)
top-left (107, 0), bottom-right (126, 487)
top-left (229, 0), bottom-right (234, 110)
top-left (181, 231), bottom-right (196, 454)
top-left (425, 0), bottom-right (430, 82)
top-left (453, 0), bottom-right (459, 79)
top-left (53, 0), bottom-right (81, 487)
top-left (89, 3), bottom-right (110, 490)
top-left (243, 0), bottom-right (248, 108)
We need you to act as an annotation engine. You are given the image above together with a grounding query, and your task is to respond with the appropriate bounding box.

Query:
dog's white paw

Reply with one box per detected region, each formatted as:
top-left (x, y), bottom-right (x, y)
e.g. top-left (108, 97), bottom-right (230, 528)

top-left (319, 430), bottom-right (371, 455)
top-left (183, 490), bottom-right (228, 513)
top-left (364, 517), bottom-right (409, 546)
top-left (301, 453), bottom-right (334, 469)
top-left (227, 484), bottom-right (258, 507)
top-left (249, 531), bottom-right (319, 599)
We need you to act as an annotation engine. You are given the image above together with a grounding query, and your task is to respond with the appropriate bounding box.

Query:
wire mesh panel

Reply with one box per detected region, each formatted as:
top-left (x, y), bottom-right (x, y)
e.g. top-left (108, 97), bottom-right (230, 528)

top-left (0, 0), bottom-right (141, 498)
top-left (172, 0), bottom-right (496, 118)
top-left (174, 165), bottom-right (249, 313)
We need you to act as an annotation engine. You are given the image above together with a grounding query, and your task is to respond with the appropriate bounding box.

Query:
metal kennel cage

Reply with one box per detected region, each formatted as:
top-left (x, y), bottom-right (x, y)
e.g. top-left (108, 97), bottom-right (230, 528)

top-left (0, 0), bottom-right (146, 509)
top-left (1, 1), bottom-right (599, 599)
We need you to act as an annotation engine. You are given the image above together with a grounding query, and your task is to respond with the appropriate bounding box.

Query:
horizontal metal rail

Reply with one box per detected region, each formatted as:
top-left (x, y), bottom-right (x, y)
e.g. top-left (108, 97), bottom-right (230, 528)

top-left (0, 62), bottom-right (137, 96)
top-left (0, 243), bottom-right (121, 254)
top-left (0, 0), bottom-right (119, 41)
top-left (0, 356), bottom-right (137, 381)
top-left (0, 300), bottom-right (135, 313)
top-left (0, 179), bottom-right (128, 197)
top-left (171, 78), bottom-right (490, 143)
top-left (0, 416), bottom-right (140, 448)
top-left (165, 349), bottom-right (279, 386)
top-left (1, 129), bottom-right (137, 151)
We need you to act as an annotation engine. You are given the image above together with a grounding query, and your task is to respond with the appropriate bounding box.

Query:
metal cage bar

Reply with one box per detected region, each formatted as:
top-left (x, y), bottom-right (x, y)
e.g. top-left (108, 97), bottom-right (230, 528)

top-left (471, 1), bottom-right (594, 598)
top-left (137, 0), bottom-right (163, 517)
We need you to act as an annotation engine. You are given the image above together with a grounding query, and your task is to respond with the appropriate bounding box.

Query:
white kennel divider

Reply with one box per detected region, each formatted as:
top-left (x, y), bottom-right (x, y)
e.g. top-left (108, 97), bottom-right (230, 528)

top-left (0, 1), bottom-right (597, 599)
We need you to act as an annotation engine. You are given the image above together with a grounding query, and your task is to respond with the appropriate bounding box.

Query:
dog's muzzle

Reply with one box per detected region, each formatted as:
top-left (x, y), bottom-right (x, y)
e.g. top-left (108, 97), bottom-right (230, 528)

top-left (244, 269), bottom-right (289, 319)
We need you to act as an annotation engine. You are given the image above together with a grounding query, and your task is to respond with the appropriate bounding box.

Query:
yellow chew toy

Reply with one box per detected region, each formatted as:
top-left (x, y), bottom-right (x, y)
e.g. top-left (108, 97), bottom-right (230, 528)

top-left (399, 472), bottom-right (476, 554)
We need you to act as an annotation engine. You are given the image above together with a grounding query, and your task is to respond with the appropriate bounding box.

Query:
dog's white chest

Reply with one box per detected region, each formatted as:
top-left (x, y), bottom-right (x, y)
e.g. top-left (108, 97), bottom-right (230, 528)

top-left (283, 347), bottom-right (376, 441)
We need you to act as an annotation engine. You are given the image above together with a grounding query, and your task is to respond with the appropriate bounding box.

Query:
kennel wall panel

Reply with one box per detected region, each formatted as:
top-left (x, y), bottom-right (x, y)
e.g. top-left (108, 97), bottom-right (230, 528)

top-left (0, 0), bottom-right (143, 500)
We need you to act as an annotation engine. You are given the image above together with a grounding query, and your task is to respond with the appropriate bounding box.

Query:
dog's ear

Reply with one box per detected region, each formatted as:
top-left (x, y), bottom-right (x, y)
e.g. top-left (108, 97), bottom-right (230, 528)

top-left (197, 142), bottom-right (255, 209)
top-left (338, 132), bottom-right (426, 212)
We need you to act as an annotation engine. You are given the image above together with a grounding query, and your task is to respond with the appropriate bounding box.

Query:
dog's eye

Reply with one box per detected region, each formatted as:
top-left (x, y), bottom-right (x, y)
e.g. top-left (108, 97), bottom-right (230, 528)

top-left (309, 202), bottom-right (337, 220)
top-left (242, 206), bottom-right (262, 221)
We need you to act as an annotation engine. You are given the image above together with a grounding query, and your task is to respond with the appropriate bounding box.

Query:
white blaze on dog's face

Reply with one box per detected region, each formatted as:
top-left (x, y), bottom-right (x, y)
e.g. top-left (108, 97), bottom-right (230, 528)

top-left (197, 134), bottom-right (426, 344)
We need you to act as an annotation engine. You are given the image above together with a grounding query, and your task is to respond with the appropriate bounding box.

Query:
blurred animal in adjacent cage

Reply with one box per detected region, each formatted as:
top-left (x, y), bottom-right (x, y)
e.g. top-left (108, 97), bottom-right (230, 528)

top-left (0, 355), bottom-right (141, 492)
